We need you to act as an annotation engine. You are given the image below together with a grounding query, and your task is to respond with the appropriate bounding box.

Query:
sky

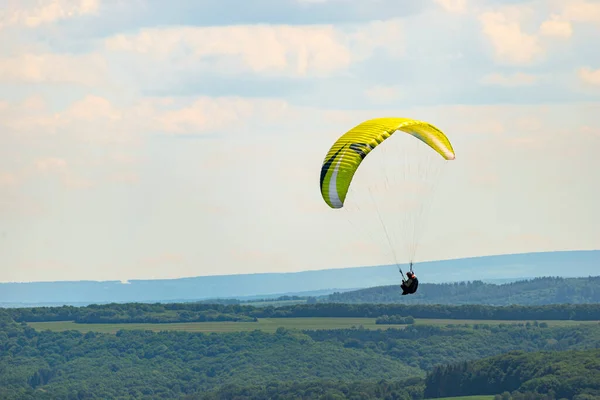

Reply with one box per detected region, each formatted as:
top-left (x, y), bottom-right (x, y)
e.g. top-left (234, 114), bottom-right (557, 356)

top-left (0, 0), bottom-right (599, 283)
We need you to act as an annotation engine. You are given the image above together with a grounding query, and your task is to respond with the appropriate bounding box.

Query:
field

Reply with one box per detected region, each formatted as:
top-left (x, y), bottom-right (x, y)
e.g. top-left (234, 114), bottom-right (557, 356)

top-left (27, 317), bottom-right (598, 334)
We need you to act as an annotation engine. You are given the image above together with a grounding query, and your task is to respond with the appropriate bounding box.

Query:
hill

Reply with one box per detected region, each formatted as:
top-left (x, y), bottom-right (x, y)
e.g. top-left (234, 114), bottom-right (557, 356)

top-left (424, 348), bottom-right (600, 399)
top-left (0, 250), bottom-right (598, 306)
top-left (325, 276), bottom-right (600, 305)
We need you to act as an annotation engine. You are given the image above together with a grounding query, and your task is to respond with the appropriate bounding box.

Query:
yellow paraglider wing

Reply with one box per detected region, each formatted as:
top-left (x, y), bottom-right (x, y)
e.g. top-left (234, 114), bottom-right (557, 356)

top-left (319, 117), bottom-right (455, 209)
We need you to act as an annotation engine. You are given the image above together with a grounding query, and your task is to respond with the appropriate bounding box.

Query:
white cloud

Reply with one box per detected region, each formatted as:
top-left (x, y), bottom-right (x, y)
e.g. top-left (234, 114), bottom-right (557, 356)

top-left (1, 94), bottom-right (299, 142)
top-left (539, 15), bottom-right (573, 38)
top-left (477, 2), bottom-right (580, 66)
top-left (150, 96), bottom-right (293, 135)
top-left (104, 20), bottom-right (404, 78)
top-left (578, 67), bottom-right (600, 86)
top-left (479, 10), bottom-right (542, 65)
top-left (0, 95), bottom-right (138, 143)
top-left (559, 0), bottom-right (600, 25)
top-left (0, 53), bottom-right (108, 85)
top-left (435, 0), bottom-right (467, 14)
top-left (0, 0), bottom-right (99, 29)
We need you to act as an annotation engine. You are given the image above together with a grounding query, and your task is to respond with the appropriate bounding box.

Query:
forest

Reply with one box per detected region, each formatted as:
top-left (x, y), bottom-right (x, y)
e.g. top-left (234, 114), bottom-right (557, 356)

top-left (2, 305), bottom-right (600, 399)
top-left (424, 349), bottom-right (600, 399)
top-left (325, 276), bottom-right (600, 305)
top-left (7, 300), bottom-right (600, 324)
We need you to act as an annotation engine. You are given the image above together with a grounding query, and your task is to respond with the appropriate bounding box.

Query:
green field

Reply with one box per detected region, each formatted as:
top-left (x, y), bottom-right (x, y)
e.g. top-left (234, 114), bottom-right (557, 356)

top-left (27, 317), bottom-right (597, 334)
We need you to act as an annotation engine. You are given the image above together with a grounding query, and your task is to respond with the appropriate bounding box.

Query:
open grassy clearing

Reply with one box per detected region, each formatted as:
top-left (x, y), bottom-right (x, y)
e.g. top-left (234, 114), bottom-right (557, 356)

top-left (28, 318), bottom-right (390, 334)
top-left (27, 317), bottom-right (598, 334)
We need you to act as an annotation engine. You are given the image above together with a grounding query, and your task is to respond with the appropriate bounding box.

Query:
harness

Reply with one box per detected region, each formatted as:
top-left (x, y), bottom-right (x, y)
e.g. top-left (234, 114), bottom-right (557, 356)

top-left (406, 276), bottom-right (419, 293)
top-left (399, 262), bottom-right (418, 294)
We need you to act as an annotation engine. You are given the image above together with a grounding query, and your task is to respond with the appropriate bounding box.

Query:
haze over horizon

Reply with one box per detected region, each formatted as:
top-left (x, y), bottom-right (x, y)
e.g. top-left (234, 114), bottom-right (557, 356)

top-left (1, 0), bottom-right (599, 284)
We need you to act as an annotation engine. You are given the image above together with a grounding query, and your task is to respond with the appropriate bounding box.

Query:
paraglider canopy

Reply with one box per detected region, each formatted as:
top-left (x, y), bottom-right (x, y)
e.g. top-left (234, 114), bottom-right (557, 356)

top-left (320, 117), bottom-right (455, 209)
top-left (319, 117), bottom-right (455, 276)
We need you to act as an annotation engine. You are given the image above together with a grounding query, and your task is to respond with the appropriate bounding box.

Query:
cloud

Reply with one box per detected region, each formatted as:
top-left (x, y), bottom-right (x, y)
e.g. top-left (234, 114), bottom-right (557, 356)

top-left (559, 0), bottom-right (600, 25)
top-left (479, 10), bottom-right (542, 65)
top-left (103, 20), bottom-right (404, 79)
top-left (0, 0), bottom-right (100, 29)
top-left (579, 67), bottom-right (600, 86)
top-left (1, 94), bottom-right (145, 145)
top-left (477, 2), bottom-right (580, 66)
top-left (150, 96), bottom-right (292, 135)
top-left (0, 53), bottom-right (108, 85)
top-left (1, 94), bottom-right (297, 144)
top-left (539, 15), bottom-right (572, 38)
top-left (481, 72), bottom-right (540, 86)
top-left (434, 0), bottom-right (468, 14)
top-left (1, 2), bottom-right (596, 107)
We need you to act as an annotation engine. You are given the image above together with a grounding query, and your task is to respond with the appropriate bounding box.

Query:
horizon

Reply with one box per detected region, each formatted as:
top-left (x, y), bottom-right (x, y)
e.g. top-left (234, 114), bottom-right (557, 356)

top-left (2, 248), bottom-right (598, 284)
top-left (2, 0), bottom-right (599, 283)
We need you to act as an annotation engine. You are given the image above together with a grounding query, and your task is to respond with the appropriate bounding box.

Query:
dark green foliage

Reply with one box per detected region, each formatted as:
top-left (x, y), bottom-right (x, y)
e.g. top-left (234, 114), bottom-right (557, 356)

top-left (197, 377), bottom-right (425, 400)
top-left (424, 349), bottom-right (600, 399)
top-left (0, 322), bottom-right (421, 399)
top-left (3, 305), bottom-right (600, 399)
top-left (303, 323), bottom-right (600, 371)
top-left (326, 276), bottom-right (600, 305)
top-left (251, 302), bottom-right (600, 321)
top-left (9, 303), bottom-right (258, 324)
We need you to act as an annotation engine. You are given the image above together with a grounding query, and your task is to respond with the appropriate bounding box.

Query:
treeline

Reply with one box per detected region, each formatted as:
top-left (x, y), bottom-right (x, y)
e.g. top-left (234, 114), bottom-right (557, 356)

top-left (7, 302), bottom-right (600, 324)
top-left (253, 303), bottom-right (600, 321)
top-left (424, 348), bottom-right (600, 399)
top-left (8, 303), bottom-right (258, 324)
top-left (327, 276), bottom-right (600, 305)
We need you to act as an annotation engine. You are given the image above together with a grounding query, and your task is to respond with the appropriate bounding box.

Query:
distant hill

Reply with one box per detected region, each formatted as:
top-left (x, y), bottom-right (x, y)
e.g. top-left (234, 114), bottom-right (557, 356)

top-left (0, 250), bottom-right (598, 306)
top-left (325, 276), bottom-right (600, 305)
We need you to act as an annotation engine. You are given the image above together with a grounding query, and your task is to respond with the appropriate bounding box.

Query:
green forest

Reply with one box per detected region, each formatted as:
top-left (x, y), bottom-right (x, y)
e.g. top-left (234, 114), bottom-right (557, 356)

top-left (325, 277), bottom-right (600, 305)
top-left (7, 300), bottom-right (600, 325)
top-left (2, 299), bottom-right (600, 399)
